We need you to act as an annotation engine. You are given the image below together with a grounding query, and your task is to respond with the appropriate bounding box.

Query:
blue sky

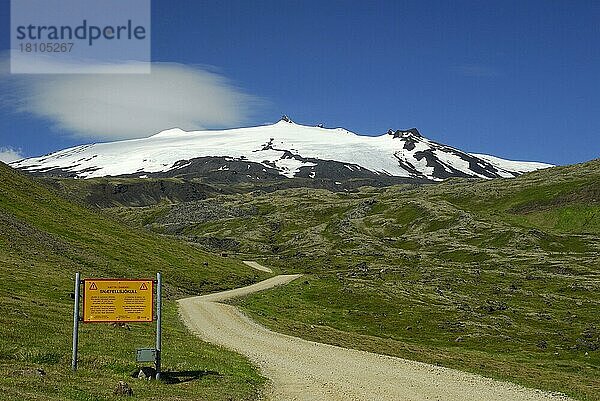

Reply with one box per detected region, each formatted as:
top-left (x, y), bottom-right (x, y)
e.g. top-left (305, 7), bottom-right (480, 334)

top-left (0, 0), bottom-right (599, 165)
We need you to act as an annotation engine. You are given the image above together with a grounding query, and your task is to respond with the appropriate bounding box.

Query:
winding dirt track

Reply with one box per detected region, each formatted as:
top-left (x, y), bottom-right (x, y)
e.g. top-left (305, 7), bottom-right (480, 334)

top-left (242, 260), bottom-right (274, 273)
top-left (178, 275), bottom-right (572, 401)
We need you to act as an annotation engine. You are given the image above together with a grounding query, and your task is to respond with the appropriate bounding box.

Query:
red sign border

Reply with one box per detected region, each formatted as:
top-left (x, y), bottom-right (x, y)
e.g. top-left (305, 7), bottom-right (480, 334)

top-left (82, 278), bottom-right (155, 323)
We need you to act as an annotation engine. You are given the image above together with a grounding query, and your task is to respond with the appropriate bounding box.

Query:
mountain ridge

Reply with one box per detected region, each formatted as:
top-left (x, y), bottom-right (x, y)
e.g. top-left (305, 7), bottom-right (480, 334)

top-left (11, 118), bottom-right (553, 182)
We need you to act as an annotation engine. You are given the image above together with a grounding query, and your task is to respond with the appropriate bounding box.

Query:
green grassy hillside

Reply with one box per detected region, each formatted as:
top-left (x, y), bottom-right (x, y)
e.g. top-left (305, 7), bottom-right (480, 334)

top-left (0, 162), bottom-right (268, 400)
top-left (113, 159), bottom-right (600, 400)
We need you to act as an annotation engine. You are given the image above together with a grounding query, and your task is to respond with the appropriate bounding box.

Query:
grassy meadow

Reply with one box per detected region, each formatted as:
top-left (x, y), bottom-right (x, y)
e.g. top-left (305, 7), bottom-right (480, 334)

top-left (113, 160), bottom-right (600, 400)
top-left (0, 162), bottom-right (267, 400)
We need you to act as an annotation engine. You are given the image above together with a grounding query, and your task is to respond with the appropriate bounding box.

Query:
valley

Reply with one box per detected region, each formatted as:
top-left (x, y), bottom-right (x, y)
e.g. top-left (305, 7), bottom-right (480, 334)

top-left (108, 159), bottom-right (600, 400)
top-left (1, 157), bottom-right (598, 400)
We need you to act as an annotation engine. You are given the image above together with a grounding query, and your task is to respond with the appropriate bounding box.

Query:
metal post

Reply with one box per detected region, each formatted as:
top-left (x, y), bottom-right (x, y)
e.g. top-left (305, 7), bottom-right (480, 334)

top-left (155, 272), bottom-right (162, 380)
top-left (71, 272), bottom-right (81, 371)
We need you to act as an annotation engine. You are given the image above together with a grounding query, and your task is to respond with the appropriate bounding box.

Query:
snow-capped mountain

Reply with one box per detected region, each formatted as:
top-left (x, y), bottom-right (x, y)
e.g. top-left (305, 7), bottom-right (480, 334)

top-left (10, 118), bottom-right (552, 182)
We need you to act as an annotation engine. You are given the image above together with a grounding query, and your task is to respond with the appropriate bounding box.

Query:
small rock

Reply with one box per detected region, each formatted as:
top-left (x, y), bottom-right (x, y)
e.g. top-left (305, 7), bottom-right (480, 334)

top-left (111, 322), bottom-right (131, 330)
top-left (455, 336), bottom-right (464, 342)
top-left (22, 368), bottom-right (46, 377)
top-left (113, 381), bottom-right (133, 396)
top-left (137, 367), bottom-right (156, 380)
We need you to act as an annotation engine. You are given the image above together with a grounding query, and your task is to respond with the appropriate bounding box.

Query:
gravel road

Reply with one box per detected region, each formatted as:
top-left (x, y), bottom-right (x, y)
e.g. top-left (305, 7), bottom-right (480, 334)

top-left (242, 260), bottom-right (273, 273)
top-left (178, 275), bottom-right (572, 401)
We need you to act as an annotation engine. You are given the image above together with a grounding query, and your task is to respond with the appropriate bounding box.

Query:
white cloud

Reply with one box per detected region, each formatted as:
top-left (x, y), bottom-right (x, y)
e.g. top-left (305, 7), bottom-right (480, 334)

top-left (1, 56), bottom-right (262, 140)
top-left (0, 147), bottom-right (24, 163)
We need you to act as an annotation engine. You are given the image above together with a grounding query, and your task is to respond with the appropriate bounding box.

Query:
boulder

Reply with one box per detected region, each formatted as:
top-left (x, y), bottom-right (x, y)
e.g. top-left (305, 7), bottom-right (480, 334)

top-left (113, 381), bottom-right (133, 396)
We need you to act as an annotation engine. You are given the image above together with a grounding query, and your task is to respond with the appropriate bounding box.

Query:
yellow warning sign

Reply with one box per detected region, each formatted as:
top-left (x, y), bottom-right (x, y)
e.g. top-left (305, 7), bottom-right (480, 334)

top-left (83, 279), bottom-right (153, 323)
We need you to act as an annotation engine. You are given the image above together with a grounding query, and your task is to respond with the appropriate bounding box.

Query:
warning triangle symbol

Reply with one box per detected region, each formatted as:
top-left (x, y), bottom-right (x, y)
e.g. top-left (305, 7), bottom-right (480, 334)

top-left (89, 282), bottom-right (97, 290)
top-left (140, 282), bottom-right (148, 290)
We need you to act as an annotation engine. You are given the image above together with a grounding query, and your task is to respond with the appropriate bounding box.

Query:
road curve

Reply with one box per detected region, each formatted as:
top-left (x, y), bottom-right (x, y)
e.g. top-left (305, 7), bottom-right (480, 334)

top-left (242, 260), bottom-right (274, 273)
top-left (178, 275), bottom-right (572, 401)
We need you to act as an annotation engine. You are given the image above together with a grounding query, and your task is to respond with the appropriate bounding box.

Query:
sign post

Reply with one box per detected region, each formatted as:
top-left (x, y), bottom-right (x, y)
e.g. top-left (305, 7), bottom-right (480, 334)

top-left (71, 274), bottom-right (162, 376)
top-left (71, 272), bottom-right (81, 371)
top-left (155, 272), bottom-right (162, 380)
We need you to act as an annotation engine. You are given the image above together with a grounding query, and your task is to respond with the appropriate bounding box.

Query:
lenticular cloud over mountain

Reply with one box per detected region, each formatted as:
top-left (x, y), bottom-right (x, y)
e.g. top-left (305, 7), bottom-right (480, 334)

top-left (1, 58), bottom-right (259, 140)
